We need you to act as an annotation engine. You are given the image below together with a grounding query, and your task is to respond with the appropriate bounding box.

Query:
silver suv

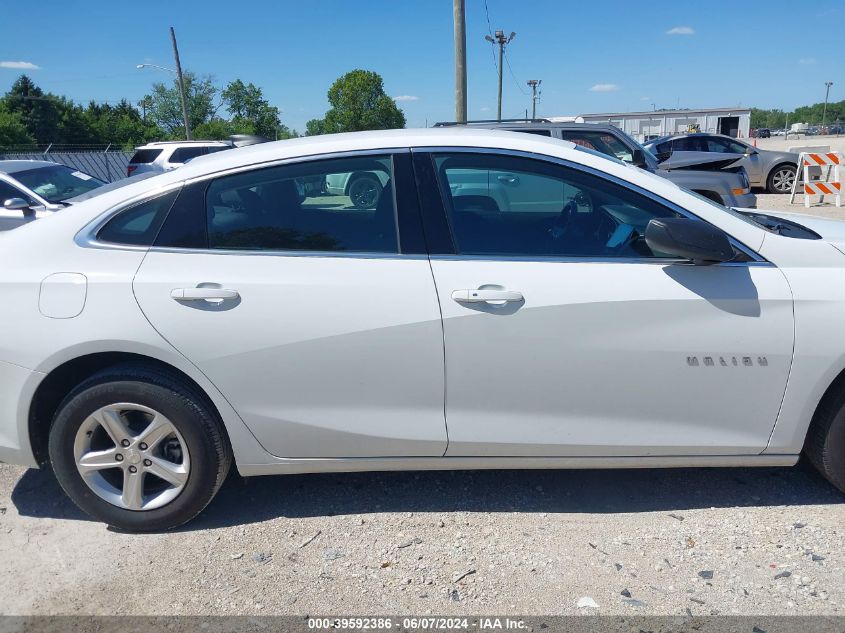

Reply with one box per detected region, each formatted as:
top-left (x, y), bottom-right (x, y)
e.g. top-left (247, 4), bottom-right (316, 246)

top-left (435, 120), bottom-right (756, 208)
top-left (127, 141), bottom-right (232, 177)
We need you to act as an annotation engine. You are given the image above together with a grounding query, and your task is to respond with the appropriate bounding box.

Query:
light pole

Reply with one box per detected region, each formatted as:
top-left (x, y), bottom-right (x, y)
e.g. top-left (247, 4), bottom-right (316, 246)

top-left (453, 0), bottom-right (467, 123)
top-left (822, 81), bottom-right (834, 130)
top-left (527, 79), bottom-right (541, 119)
top-left (136, 61), bottom-right (192, 140)
top-left (169, 27), bottom-right (192, 140)
top-left (485, 30), bottom-right (515, 122)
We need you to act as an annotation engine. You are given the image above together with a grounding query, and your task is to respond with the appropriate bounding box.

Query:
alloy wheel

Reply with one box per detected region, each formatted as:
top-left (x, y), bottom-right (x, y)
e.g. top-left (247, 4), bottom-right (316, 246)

top-left (73, 403), bottom-right (190, 511)
top-left (349, 177), bottom-right (380, 208)
top-left (771, 168), bottom-right (796, 193)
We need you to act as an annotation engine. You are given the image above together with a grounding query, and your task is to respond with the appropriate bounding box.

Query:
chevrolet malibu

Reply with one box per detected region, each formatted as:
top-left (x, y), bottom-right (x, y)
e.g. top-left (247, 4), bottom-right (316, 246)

top-left (2, 129), bottom-right (845, 531)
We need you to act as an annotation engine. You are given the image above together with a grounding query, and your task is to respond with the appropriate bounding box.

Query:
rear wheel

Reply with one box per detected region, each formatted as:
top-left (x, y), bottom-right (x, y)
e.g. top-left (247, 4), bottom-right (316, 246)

top-left (48, 366), bottom-right (231, 531)
top-left (805, 386), bottom-right (845, 494)
top-left (767, 164), bottom-right (797, 194)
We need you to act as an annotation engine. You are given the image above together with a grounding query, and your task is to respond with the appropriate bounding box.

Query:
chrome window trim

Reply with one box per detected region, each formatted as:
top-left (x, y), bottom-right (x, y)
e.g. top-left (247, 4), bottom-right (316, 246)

top-left (413, 146), bottom-right (769, 265)
top-left (76, 147), bottom-right (411, 254)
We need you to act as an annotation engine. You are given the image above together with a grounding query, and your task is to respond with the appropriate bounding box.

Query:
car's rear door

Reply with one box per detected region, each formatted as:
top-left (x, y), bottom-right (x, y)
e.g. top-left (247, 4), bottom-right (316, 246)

top-left (415, 149), bottom-right (794, 457)
top-left (133, 150), bottom-right (447, 458)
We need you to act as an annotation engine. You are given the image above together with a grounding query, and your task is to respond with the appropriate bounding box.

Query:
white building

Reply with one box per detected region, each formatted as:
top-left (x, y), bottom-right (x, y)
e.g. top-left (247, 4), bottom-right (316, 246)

top-left (549, 107), bottom-right (752, 142)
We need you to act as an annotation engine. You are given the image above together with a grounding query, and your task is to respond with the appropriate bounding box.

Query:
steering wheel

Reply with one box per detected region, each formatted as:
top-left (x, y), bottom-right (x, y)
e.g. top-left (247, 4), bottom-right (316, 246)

top-left (549, 200), bottom-right (576, 240)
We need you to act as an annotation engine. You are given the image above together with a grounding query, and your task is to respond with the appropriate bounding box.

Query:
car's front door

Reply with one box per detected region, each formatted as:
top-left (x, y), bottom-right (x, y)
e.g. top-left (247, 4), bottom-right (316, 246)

top-left (133, 151), bottom-right (447, 458)
top-left (417, 150), bottom-right (794, 457)
top-left (706, 137), bottom-right (763, 186)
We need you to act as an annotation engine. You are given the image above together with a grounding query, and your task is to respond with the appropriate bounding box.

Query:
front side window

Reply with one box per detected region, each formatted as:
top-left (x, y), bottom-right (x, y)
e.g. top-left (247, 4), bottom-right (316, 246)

top-left (559, 131), bottom-right (633, 162)
top-left (433, 153), bottom-right (680, 258)
top-left (206, 155), bottom-right (398, 253)
top-left (0, 180), bottom-right (34, 206)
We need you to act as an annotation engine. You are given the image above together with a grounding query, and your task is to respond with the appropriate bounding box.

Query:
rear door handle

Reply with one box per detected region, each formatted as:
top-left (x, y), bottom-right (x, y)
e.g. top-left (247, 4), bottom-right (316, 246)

top-left (452, 289), bottom-right (524, 303)
top-left (171, 287), bottom-right (240, 301)
top-left (497, 174), bottom-right (519, 185)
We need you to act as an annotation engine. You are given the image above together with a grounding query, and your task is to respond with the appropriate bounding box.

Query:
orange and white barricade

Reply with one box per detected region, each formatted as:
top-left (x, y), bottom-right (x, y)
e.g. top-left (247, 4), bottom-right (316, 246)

top-left (789, 151), bottom-right (842, 208)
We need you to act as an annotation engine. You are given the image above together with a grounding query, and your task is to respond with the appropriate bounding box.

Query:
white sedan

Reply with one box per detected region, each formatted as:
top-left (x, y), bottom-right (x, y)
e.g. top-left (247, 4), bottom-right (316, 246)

top-left (2, 129), bottom-right (844, 531)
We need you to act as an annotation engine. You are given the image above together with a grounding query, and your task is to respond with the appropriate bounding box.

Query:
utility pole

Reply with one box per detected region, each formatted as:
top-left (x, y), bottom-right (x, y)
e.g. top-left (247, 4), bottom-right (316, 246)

top-left (822, 81), bottom-right (834, 130)
top-left (453, 0), bottom-right (467, 123)
top-left (485, 30), bottom-right (515, 122)
top-left (527, 79), bottom-right (541, 119)
top-left (170, 26), bottom-right (192, 140)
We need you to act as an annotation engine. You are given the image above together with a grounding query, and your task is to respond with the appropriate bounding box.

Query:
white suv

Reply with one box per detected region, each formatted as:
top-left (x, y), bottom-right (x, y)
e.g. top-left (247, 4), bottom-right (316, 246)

top-left (127, 141), bottom-right (231, 177)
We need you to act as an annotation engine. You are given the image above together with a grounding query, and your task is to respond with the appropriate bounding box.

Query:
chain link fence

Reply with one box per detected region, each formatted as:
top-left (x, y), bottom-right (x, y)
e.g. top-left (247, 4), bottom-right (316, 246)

top-left (0, 145), bottom-right (133, 183)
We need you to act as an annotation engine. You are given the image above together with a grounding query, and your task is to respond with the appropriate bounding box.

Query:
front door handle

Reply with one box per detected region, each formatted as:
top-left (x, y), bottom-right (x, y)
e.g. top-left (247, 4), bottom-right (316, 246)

top-left (171, 287), bottom-right (240, 301)
top-left (452, 289), bottom-right (524, 303)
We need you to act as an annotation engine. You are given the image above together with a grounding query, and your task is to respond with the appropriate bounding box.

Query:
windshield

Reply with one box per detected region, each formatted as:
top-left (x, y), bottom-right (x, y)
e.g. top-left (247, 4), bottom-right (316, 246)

top-left (13, 165), bottom-right (105, 203)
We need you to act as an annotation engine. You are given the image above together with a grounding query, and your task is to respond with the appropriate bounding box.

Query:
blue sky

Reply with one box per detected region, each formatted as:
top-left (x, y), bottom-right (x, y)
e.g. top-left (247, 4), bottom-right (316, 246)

top-left (1, 0), bottom-right (841, 132)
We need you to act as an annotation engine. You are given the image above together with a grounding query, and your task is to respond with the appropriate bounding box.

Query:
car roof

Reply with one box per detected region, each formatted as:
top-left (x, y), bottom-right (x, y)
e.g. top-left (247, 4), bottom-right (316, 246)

top-left (172, 127), bottom-right (579, 179)
top-left (136, 141), bottom-right (231, 148)
top-left (0, 160), bottom-right (62, 175)
top-left (439, 121), bottom-right (621, 133)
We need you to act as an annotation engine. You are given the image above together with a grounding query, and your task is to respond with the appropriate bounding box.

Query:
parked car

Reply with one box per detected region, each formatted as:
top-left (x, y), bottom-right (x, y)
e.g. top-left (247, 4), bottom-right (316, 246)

top-left (0, 160), bottom-right (105, 231)
top-left (790, 122), bottom-right (809, 135)
top-left (644, 133), bottom-right (800, 194)
top-left (753, 128), bottom-right (771, 139)
top-left (324, 169), bottom-right (391, 208)
top-left (5, 129), bottom-right (845, 531)
top-left (127, 141), bottom-right (232, 177)
top-left (436, 120), bottom-right (755, 208)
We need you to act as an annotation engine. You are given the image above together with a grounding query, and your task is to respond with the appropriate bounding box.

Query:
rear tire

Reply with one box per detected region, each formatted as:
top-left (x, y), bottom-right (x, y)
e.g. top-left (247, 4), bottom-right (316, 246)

top-left (804, 386), bottom-right (845, 494)
top-left (347, 174), bottom-right (383, 209)
top-left (767, 164), bottom-right (797, 194)
top-left (48, 365), bottom-right (231, 532)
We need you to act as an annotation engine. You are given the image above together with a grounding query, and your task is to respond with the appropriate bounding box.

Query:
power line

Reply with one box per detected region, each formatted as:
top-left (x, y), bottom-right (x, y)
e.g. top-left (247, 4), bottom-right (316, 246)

top-left (504, 50), bottom-right (528, 95)
top-left (483, 0), bottom-right (499, 74)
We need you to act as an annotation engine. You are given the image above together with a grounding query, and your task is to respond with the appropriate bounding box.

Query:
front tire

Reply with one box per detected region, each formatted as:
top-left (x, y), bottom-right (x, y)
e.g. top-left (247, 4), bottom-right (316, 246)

top-left (767, 164), bottom-right (797, 194)
top-left (48, 366), bottom-right (231, 532)
top-left (805, 386), bottom-right (845, 494)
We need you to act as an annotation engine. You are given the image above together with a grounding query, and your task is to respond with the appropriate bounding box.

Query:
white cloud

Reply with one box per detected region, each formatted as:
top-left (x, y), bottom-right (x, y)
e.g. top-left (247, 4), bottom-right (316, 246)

top-left (640, 96), bottom-right (650, 101)
top-left (666, 26), bottom-right (695, 35)
top-left (393, 95), bottom-right (419, 102)
top-left (0, 61), bottom-right (40, 70)
top-left (589, 83), bottom-right (619, 92)
top-left (799, 57), bottom-right (816, 65)
top-left (479, 106), bottom-right (491, 112)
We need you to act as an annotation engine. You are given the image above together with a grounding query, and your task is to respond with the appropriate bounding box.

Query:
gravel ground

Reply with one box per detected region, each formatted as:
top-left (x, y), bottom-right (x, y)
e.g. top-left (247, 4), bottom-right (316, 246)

top-left (1, 460), bottom-right (843, 616)
top-left (2, 138), bottom-right (845, 620)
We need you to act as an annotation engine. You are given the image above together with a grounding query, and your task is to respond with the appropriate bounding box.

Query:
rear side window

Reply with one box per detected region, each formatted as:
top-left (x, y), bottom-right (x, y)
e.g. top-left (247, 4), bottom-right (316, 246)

top-left (559, 131), bottom-right (634, 162)
top-left (169, 147), bottom-right (207, 164)
top-left (129, 149), bottom-right (163, 164)
top-left (97, 190), bottom-right (178, 246)
top-left (205, 154), bottom-right (398, 253)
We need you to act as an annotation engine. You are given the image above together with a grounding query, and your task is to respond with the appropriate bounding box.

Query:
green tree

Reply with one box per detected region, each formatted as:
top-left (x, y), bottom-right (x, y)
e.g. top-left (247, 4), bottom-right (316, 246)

top-left (221, 79), bottom-right (283, 138)
top-left (305, 118), bottom-right (326, 136)
top-left (148, 72), bottom-right (219, 138)
top-left (0, 102), bottom-right (35, 149)
top-left (2, 75), bottom-right (61, 143)
top-left (309, 69), bottom-right (405, 135)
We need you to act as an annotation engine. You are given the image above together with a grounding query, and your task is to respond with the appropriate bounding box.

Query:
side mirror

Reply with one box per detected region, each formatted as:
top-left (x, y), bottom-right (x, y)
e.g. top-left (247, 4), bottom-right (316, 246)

top-left (3, 197), bottom-right (31, 211)
top-left (645, 217), bottom-right (734, 264)
top-left (745, 148), bottom-right (758, 156)
top-left (631, 148), bottom-right (648, 168)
